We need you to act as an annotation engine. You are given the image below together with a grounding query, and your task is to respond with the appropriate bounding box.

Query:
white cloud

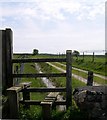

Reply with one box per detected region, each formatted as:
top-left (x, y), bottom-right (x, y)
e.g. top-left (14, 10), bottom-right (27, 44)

top-left (0, 0), bottom-right (105, 21)
top-left (0, 0), bottom-right (105, 53)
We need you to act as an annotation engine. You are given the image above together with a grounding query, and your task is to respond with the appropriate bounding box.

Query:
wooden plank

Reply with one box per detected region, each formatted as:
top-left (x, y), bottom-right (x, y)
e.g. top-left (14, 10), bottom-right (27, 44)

top-left (7, 86), bottom-right (22, 93)
top-left (12, 58), bottom-right (66, 63)
top-left (55, 100), bottom-right (66, 105)
top-left (12, 73), bottom-right (66, 78)
top-left (19, 100), bottom-right (41, 105)
top-left (19, 100), bottom-right (66, 105)
top-left (44, 98), bottom-right (56, 101)
top-left (21, 87), bottom-right (66, 92)
top-left (66, 50), bottom-right (72, 109)
top-left (19, 82), bottom-right (31, 88)
top-left (47, 92), bottom-right (59, 97)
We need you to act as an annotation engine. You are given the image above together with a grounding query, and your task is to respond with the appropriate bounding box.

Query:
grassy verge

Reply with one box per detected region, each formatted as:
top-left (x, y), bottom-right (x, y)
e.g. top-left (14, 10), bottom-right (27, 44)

top-left (17, 62), bottom-right (47, 119)
top-left (51, 62), bottom-right (106, 85)
top-left (73, 56), bottom-right (106, 76)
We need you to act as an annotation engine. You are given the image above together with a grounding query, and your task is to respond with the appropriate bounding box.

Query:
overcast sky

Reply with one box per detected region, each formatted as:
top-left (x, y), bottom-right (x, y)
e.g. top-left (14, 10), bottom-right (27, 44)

top-left (0, 0), bottom-right (105, 54)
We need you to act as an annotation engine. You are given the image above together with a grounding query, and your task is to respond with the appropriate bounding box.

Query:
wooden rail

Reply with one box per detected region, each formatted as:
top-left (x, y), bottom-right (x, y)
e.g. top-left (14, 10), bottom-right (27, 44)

top-left (21, 87), bottom-right (66, 92)
top-left (12, 73), bottom-right (66, 78)
top-left (12, 58), bottom-right (66, 63)
top-left (19, 100), bottom-right (66, 105)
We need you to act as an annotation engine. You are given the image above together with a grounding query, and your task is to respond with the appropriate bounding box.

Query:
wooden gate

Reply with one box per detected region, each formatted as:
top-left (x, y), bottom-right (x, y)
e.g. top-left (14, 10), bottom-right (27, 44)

top-left (1, 28), bottom-right (72, 119)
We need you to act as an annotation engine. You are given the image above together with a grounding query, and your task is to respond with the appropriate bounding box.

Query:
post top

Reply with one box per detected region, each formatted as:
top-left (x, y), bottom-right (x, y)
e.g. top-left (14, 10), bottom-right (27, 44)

top-left (7, 86), bottom-right (22, 92)
top-left (66, 50), bottom-right (72, 53)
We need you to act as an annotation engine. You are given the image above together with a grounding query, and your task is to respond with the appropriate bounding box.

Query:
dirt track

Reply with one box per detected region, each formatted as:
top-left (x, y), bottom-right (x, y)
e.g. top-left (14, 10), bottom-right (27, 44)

top-left (47, 62), bottom-right (100, 86)
top-left (55, 62), bottom-right (107, 80)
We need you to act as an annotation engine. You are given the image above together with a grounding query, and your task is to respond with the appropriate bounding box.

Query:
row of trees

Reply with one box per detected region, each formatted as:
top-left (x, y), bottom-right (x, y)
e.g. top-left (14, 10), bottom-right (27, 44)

top-left (32, 49), bottom-right (80, 56)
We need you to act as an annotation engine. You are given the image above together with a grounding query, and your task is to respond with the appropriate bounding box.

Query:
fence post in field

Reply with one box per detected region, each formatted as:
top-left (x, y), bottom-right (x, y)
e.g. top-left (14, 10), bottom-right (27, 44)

top-left (7, 86), bottom-right (22, 119)
top-left (87, 71), bottom-right (93, 86)
top-left (92, 52), bottom-right (95, 62)
top-left (5, 29), bottom-right (13, 88)
top-left (66, 50), bottom-right (72, 109)
top-left (83, 52), bottom-right (84, 61)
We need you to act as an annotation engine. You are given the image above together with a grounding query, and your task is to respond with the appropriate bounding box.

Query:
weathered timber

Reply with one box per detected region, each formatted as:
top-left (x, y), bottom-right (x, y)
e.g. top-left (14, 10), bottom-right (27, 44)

top-left (46, 92), bottom-right (59, 98)
top-left (19, 100), bottom-right (41, 105)
top-left (19, 100), bottom-right (66, 106)
top-left (41, 92), bottom-right (59, 120)
top-left (55, 100), bottom-right (66, 105)
top-left (7, 86), bottom-right (22, 119)
top-left (19, 82), bottom-right (31, 88)
top-left (0, 30), bottom-right (2, 94)
top-left (87, 71), bottom-right (93, 86)
top-left (22, 82), bottom-right (31, 109)
top-left (12, 58), bottom-right (66, 63)
top-left (21, 87), bottom-right (66, 92)
top-left (12, 73), bottom-right (66, 78)
top-left (41, 101), bottom-right (52, 120)
top-left (5, 29), bottom-right (13, 88)
top-left (66, 50), bottom-right (72, 109)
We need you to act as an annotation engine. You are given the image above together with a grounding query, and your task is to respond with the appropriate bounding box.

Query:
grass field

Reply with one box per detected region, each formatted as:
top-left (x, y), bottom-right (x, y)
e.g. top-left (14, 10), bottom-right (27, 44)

top-left (73, 55), bottom-right (106, 76)
top-left (50, 62), bottom-right (106, 85)
top-left (13, 54), bottom-right (106, 119)
top-left (27, 54), bottom-right (106, 76)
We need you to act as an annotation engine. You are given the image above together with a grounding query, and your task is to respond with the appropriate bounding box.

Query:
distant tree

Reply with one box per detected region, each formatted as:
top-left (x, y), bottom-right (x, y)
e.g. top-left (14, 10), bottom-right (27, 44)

top-left (73, 50), bottom-right (80, 60)
top-left (33, 49), bottom-right (39, 55)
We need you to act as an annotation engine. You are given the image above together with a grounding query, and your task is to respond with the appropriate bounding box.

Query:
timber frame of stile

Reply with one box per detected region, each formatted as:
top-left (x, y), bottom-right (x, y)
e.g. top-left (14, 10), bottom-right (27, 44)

top-left (1, 28), bottom-right (72, 119)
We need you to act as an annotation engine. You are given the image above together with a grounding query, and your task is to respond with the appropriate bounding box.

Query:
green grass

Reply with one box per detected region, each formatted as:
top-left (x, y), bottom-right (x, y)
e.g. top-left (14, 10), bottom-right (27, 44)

top-left (14, 57), bottom-right (47, 119)
top-left (51, 62), bottom-right (106, 85)
top-left (73, 55), bottom-right (106, 76)
top-left (38, 62), bottom-right (86, 96)
top-left (14, 54), bottom-right (99, 119)
top-left (38, 62), bottom-right (87, 120)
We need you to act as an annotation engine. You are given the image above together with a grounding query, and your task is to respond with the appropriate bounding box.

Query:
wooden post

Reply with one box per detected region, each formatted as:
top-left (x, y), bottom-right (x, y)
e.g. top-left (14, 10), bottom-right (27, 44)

top-left (21, 82), bottom-right (31, 109)
top-left (92, 52), bottom-right (94, 62)
top-left (0, 30), bottom-right (2, 118)
top-left (5, 29), bottom-right (13, 88)
top-left (87, 71), bottom-right (93, 86)
top-left (7, 86), bottom-right (22, 119)
top-left (83, 52), bottom-right (84, 61)
top-left (41, 102), bottom-right (52, 120)
top-left (66, 50), bottom-right (72, 109)
top-left (1, 30), bottom-right (6, 94)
